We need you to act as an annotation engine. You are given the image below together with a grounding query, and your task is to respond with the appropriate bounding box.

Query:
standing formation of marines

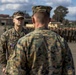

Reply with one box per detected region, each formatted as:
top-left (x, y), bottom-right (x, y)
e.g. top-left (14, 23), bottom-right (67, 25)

top-left (0, 5), bottom-right (75, 75)
top-left (51, 27), bottom-right (76, 43)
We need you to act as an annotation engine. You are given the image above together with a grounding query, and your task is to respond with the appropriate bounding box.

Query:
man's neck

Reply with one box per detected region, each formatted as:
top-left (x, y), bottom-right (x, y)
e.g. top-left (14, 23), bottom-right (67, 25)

top-left (14, 25), bottom-right (22, 32)
top-left (35, 23), bottom-right (48, 29)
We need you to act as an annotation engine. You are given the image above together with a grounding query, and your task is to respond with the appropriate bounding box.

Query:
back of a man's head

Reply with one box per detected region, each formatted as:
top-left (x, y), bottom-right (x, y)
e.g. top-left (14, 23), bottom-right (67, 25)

top-left (32, 5), bottom-right (52, 24)
top-left (34, 12), bottom-right (50, 24)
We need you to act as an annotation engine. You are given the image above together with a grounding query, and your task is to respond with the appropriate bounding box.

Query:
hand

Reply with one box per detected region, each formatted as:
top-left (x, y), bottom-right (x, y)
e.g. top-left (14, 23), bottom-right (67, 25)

top-left (2, 67), bottom-right (6, 74)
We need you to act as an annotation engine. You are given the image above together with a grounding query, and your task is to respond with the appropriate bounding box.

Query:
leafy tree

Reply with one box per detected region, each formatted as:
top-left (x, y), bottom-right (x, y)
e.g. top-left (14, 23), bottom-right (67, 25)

top-left (63, 19), bottom-right (69, 26)
top-left (74, 21), bottom-right (76, 25)
top-left (52, 6), bottom-right (68, 23)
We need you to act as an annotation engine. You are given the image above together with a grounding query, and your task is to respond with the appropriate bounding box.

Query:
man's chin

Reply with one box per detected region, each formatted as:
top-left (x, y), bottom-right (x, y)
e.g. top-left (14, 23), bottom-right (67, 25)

top-left (17, 24), bottom-right (22, 27)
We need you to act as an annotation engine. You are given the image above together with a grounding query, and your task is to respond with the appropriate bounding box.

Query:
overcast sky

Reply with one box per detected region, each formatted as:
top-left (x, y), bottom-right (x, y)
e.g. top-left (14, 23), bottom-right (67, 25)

top-left (0, 0), bottom-right (76, 20)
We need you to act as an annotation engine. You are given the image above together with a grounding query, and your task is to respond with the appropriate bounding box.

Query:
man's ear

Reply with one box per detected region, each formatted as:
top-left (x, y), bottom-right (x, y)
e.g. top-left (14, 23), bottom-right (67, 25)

top-left (12, 18), bottom-right (15, 25)
top-left (32, 16), bottom-right (35, 24)
top-left (13, 18), bottom-right (15, 23)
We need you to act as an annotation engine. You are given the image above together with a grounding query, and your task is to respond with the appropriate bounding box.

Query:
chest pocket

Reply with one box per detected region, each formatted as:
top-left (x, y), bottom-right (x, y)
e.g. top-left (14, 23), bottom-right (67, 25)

top-left (7, 35), bottom-right (19, 55)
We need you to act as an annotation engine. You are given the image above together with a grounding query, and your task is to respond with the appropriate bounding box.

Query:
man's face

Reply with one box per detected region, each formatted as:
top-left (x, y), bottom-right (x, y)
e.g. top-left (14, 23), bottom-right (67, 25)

top-left (13, 17), bottom-right (24, 27)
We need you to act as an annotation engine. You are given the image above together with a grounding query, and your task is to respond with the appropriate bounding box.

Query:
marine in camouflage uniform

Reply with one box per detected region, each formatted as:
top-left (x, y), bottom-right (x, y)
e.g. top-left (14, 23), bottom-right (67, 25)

top-left (0, 11), bottom-right (28, 72)
top-left (6, 6), bottom-right (75, 75)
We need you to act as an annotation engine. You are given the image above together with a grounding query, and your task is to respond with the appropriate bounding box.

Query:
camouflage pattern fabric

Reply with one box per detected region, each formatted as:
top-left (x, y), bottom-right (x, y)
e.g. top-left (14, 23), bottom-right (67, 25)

top-left (6, 27), bottom-right (75, 75)
top-left (32, 5), bottom-right (52, 15)
top-left (0, 27), bottom-right (28, 67)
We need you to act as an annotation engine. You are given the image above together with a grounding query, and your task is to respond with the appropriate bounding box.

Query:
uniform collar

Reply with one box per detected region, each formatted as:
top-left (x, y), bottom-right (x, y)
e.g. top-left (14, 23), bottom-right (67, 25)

top-left (12, 27), bottom-right (25, 37)
top-left (35, 27), bottom-right (48, 30)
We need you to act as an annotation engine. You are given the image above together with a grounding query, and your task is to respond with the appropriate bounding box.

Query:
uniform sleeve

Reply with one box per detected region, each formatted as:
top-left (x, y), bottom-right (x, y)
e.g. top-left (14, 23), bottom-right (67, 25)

top-left (0, 33), bottom-right (7, 67)
top-left (6, 40), bottom-right (27, 75)
top-left (62, 40), bottom-right (75, 75)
